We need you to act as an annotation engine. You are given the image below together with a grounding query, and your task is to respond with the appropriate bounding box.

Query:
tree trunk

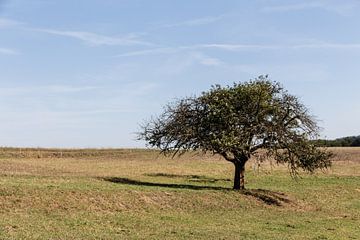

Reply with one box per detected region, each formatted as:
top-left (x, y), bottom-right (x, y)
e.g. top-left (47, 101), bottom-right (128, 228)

top-left (233, 162), bottom-right (246, 190)
top-left (240, 165), bottom-right (245, 190)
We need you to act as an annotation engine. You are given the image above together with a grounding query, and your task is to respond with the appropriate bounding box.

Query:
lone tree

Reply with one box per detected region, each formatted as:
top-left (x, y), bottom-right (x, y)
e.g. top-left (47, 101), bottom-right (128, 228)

top-left (139, 76), bottom-right (332, 190)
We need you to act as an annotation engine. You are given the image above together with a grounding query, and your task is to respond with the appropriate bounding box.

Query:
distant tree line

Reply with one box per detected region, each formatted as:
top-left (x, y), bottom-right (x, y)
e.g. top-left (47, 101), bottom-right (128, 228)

top-left (313, 135), bottom-right (360, 147)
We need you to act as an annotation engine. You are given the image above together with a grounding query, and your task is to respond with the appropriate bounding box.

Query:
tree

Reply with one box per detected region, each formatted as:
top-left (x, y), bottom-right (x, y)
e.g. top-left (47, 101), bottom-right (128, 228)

top-left (139, 76), bottom-right (332, 190)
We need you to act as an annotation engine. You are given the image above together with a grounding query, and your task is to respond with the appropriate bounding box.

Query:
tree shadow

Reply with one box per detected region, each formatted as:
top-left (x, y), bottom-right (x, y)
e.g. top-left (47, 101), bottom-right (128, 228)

top-left (242, 189), bottom-right (291, 206)
top-left (101, 177), bottom-right (291, 206)
top-left (102, 177), bottom-right (228, 191)
top-left (144, 173), bottom-right (231, 183)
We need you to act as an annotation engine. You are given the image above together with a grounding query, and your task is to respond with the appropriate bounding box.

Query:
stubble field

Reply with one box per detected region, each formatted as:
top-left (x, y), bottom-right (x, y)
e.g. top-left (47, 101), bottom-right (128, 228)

top-left (0, 147), bottom-right (359, 239)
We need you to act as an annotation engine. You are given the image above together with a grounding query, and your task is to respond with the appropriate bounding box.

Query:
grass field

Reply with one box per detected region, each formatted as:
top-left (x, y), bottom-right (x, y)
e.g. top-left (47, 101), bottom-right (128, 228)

top-left (0, 147), bottom-right (359, 239)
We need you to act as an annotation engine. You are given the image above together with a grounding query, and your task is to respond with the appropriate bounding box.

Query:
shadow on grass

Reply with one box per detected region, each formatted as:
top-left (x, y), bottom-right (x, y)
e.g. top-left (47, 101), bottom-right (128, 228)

top-left (101, 177), bottom-right (291, 206)
top-left (242, 189), bottom-right (291, 206)
top-left (102, 177), bottom-right (228, 190)
top-left (144, 173), bottom-right (231, 183)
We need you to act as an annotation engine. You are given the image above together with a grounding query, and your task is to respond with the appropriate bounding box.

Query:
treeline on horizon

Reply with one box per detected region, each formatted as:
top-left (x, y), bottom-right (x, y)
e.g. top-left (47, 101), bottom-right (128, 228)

top-left (314, 135), bottom-right (360, 147)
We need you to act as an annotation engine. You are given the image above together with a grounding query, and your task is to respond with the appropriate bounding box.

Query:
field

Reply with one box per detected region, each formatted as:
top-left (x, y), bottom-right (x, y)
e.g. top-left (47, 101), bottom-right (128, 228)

top-left (0, 147), bottom-right (359, 239)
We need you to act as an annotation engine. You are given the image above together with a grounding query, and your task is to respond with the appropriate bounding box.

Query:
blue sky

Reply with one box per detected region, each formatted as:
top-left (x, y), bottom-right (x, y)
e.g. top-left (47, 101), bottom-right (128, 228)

top-left (0, 0), bottom-right (359, 148)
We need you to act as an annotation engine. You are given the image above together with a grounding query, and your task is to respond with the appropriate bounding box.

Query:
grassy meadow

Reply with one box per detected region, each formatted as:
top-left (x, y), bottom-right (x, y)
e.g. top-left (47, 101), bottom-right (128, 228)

top-left (0, 147), bottom-right (359, 239)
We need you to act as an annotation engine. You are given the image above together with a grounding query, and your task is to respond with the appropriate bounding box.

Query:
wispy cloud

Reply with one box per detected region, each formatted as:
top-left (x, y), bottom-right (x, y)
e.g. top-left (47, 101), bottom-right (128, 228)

top-left (290, 43), bottom-right (360, 50)
top-left (43, 85), bottom-right (101, 93)
top-left (262, 1), bottom-right (359, 16)
top-left (33, 28), bottom-right (153, 46)
top-left (115, 47), bottom-right (223, 67)
top-left (0, 82), bottom-right (157, 100)
top-left (191, 52), bottom-right (223, 66)
top-left (198, 44), bottom-right (281, 51)
top-left (115, 42), bottom-right (360, 58)
top-left (0, 47), bottom-right (19, 55)
top-left (115, 47), bottom-right (178, 57)
top-left (0, 85), bottom-right (100, 96)
top-left (158, 15), bottom-right (225, 28)
top-left (0, 18), bottom-right (23, 28)
top-left (263, 2), bottom-right (325, 12)
top-left (199, 43), bottom-right (360, 51)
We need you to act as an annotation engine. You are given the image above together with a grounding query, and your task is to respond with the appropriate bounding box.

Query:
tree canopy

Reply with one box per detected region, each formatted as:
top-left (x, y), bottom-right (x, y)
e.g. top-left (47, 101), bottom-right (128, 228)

top-left (140, 76), bottom-right (332, 189)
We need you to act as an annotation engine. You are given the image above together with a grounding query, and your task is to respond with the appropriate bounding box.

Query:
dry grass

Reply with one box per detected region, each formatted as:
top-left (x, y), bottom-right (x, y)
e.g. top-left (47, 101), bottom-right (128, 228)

top-left (0, 148), bottom-right (228, 178)
top-left (329, 147), bottom-right (360, 162)
top-left (0, 147), bottom-right (359, 239)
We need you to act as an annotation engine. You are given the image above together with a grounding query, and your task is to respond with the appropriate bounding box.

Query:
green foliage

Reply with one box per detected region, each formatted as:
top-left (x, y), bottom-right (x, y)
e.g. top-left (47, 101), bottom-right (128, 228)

top-left (140, 76), bottom-right (332, 188)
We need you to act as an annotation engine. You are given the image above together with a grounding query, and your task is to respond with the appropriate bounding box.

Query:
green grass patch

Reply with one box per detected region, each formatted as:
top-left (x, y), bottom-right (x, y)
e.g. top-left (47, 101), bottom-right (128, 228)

top-left (0, 149), bottom-right (359, 239)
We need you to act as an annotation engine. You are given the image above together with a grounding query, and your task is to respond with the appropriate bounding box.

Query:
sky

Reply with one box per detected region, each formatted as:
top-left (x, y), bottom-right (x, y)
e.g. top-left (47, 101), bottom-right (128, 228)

top-left (0, 0), bottom-right (359, 148)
